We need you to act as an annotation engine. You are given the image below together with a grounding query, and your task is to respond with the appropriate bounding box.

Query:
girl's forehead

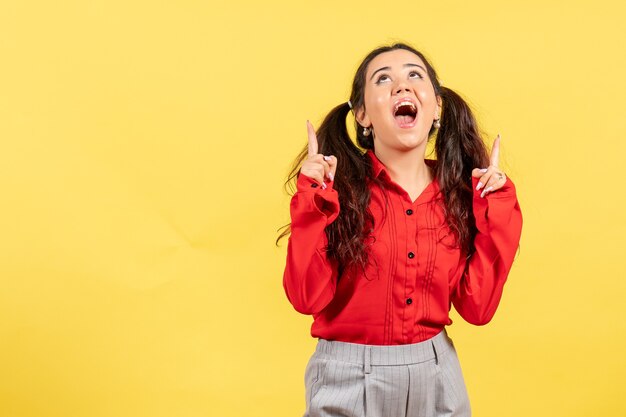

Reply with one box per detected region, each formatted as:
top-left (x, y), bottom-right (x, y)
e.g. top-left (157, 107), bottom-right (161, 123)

top-left (367, 49), bottom-right (425, 73)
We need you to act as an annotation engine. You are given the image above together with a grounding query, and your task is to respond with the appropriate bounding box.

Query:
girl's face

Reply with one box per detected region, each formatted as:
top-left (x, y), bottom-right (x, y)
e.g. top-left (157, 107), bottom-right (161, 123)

top-left (356, 49), bottom-right (441, 151)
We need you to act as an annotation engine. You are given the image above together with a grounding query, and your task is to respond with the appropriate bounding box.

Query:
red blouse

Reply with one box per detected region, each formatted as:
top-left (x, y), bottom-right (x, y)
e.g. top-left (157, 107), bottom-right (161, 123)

top-left (282, 149), bottom-right (523, 345)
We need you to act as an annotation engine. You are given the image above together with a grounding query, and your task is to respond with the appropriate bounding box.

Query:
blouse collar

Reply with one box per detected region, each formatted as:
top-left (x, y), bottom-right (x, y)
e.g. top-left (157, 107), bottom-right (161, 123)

top-left (365, 148), bottom-right (438, 181)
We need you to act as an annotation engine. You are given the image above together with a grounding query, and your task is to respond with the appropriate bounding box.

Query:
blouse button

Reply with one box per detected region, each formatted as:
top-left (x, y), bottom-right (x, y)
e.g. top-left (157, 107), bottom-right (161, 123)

top-left (406, 209), bottom-right (413, 215)
top-left (311, 183), bottom-right (318, 188)
top-left (408, 252), bottom-right (415, 259)
top-left (406, 298), bottom-right (413, 305)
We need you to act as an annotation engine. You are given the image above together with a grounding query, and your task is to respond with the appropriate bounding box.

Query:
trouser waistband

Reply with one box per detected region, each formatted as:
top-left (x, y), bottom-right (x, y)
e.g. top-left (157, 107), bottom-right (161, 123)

top-left (313, 328), bottom-right (453, 373)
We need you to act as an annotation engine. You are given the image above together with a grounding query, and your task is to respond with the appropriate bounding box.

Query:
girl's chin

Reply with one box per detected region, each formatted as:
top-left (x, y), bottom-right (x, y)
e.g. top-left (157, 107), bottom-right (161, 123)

top-left (376, 133), bottom-right (428, 150)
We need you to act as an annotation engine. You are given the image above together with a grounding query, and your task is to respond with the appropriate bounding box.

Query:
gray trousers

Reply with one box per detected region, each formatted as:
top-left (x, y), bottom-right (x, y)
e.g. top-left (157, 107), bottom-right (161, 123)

top-left (303, 328), bottom-right (471, 417)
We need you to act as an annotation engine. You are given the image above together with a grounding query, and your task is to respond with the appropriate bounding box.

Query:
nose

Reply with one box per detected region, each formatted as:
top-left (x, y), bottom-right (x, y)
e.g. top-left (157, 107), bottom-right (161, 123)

top-left (393, 79), bottom-right (411, 95)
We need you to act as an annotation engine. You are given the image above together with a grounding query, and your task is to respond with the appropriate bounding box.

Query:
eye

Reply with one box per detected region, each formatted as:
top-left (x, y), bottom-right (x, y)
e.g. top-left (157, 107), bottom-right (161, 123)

top-left (375, 74), bottom-right (390, 84)
top-left (409, 71), bottom-right (423, 79)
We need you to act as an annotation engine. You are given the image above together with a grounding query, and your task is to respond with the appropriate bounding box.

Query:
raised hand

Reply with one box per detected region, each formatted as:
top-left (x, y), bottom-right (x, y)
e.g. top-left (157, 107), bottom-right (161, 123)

top-left (471, 134), bottom-right (508, 198)
top-left (300, 120), bottom-right (337, 190)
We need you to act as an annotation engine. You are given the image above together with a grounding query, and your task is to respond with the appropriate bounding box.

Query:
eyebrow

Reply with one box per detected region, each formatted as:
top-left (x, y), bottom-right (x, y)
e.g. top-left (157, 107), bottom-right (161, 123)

top-left (369, 63), bottom-right (427, 81)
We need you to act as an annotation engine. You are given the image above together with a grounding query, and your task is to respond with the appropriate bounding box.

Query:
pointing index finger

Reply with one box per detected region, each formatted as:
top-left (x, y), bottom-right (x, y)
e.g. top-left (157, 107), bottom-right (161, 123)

top-left (307, 120), bottom-right (318, 156)
top-left (490, 133), bottom-right (501, 168)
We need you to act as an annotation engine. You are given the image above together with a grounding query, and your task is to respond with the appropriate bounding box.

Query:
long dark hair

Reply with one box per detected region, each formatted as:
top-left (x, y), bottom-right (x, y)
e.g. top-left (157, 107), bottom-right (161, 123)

top-left (276, 42), bottom-right (491, 280)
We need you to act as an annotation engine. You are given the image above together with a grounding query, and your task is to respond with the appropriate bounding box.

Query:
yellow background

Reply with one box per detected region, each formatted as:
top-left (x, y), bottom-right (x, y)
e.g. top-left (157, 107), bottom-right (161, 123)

top-left (1, 1), bottom-right (624, 416)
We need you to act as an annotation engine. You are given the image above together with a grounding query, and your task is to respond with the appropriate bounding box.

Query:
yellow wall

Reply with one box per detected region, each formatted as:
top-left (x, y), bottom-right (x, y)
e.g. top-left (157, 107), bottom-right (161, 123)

top-left (1, 1), bottom-right (624, 416)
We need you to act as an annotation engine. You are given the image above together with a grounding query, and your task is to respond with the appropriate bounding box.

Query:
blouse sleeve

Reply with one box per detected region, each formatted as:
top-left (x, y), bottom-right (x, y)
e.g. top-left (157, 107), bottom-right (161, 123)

top-left (451, 175), bottom-right (523, 325)
top-left (282, 172), bottom-right (341, 315)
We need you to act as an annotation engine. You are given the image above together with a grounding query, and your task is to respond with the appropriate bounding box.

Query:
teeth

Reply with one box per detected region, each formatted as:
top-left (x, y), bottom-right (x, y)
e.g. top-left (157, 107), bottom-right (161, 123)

top-left (394, 100), bottom-right (417, 113)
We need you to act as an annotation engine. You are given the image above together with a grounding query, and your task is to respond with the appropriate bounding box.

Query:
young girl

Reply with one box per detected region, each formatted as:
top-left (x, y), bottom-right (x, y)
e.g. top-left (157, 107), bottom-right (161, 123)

top-left (278, 42), bottom-right (523, 417)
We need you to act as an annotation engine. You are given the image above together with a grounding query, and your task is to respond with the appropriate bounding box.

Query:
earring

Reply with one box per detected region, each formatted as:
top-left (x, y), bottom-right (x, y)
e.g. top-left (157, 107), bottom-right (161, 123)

top-left (363, 127), bottom-right (371, 136)
top-left (434, 118), bottom-right (441, 129)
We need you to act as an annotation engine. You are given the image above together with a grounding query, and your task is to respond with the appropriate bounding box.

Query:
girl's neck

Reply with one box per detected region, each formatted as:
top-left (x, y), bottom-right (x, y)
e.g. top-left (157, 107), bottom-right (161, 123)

top-left (374, 145), bottom-right (433, 189)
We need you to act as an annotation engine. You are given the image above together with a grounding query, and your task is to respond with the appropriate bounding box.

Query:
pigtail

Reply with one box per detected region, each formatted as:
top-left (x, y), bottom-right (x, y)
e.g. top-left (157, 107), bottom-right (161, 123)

top-left (277, 102), bottom-right (376, 279)
top-left (434, 86), bottom-right (490, 255)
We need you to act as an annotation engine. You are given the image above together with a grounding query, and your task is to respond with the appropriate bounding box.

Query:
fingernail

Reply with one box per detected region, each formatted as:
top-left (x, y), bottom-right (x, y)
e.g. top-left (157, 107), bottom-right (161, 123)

top-left (476, 181), bottom-right (483, 190)
top-left (323, 155), bottom-right (331, 161)
top-left (328, 172), bottom-right (334, 181)
top-left (480, 168), bottom-right (488, 173)
top-left (481, 186), bottom-right (493, 198)
top-left (322, 182), bottom-right (327, 189)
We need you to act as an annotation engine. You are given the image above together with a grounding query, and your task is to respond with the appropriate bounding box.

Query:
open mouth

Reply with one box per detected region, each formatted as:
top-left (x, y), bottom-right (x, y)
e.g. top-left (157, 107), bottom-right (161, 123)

top-left (393, 99), bottom-right (418, 128)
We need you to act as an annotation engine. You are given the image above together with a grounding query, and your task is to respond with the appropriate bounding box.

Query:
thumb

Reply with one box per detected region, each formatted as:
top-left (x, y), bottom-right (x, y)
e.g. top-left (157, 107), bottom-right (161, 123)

top-left (472, 167), bottom-right (488, 178)
top-left (324, 155), bottom-right (338, 181)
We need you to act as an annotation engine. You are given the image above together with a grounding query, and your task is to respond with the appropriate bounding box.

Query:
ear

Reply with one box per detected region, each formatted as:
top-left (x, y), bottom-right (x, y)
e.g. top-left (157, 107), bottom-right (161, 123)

top-left (436, 96), bottom-right (442, 117)
top-left (355, 106), bottom-right (371, 128)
